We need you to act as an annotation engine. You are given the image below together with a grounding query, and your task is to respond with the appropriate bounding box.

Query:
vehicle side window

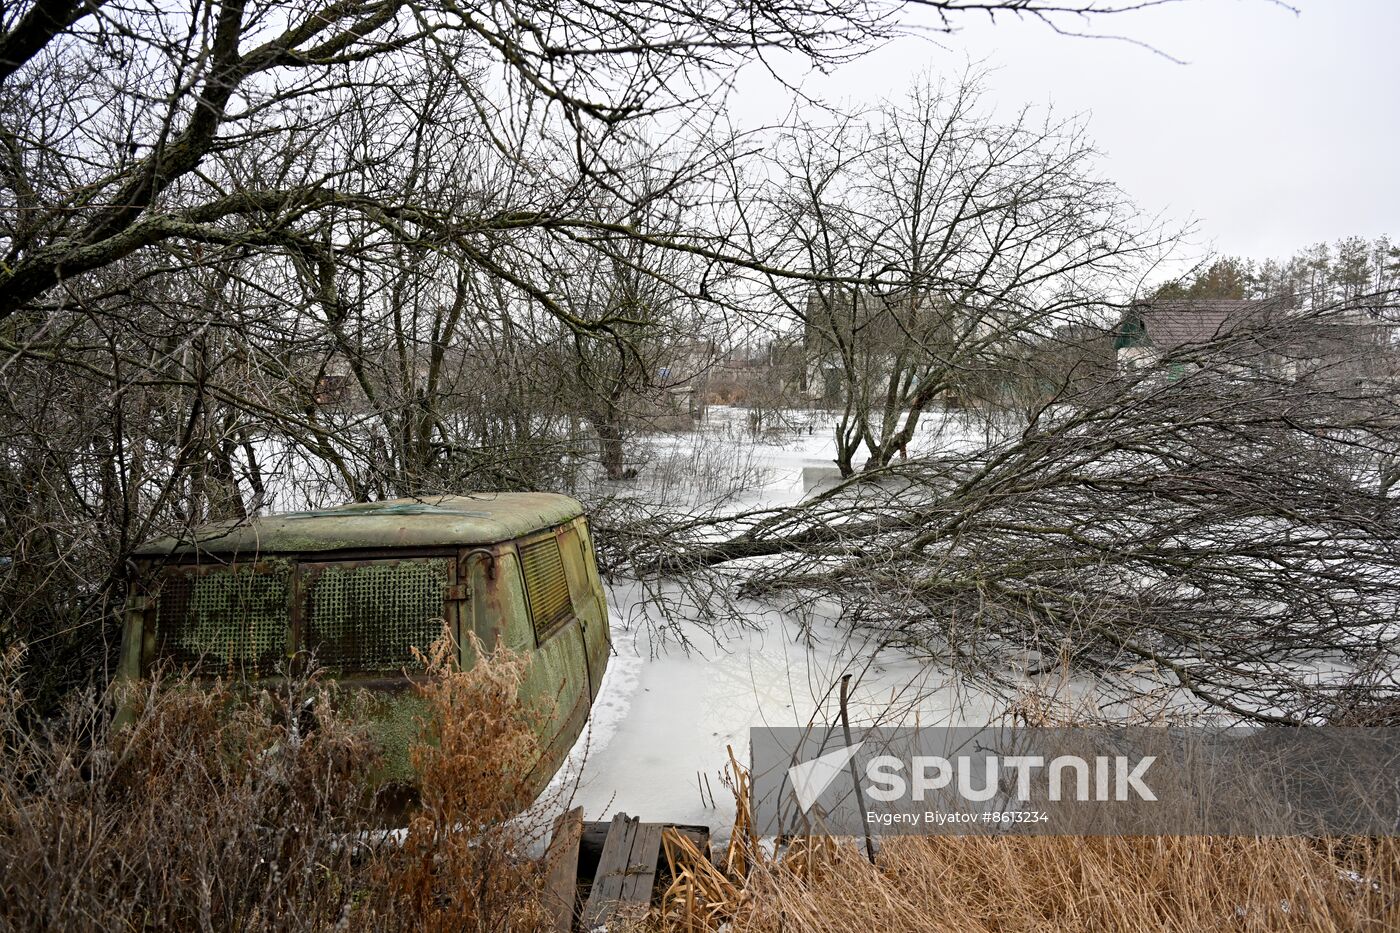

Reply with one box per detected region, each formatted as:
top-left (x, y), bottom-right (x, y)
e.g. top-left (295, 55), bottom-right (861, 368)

top-left (518, 535), bottom-right (572, 644)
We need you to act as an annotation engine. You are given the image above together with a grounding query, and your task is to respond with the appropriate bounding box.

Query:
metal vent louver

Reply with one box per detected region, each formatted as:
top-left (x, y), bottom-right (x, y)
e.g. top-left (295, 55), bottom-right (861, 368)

top-left (519, 537), bottom-right (571, 641)
top-left (154, 563), bottom-right (289, 675)
top-left (303, 559), bottom-right (448, 673)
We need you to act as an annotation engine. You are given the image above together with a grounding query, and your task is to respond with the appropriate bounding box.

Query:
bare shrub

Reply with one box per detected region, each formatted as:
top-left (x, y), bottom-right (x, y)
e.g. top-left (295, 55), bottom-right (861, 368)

top-left (0, 646), bottom-right (380, 931)
top-left (638, 431), bottom-right (772, 510)
top-left (0, 636), bottom-right (557, 932)
top-left (368, 633), bottom-right (554, 931)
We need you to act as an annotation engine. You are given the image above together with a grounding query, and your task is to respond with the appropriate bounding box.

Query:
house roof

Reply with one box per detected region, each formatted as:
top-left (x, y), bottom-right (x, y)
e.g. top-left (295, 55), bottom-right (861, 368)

top-left (1115, 299), bottom-right (1280, 352)
top-left (132, 494), bottom-right (585, 558)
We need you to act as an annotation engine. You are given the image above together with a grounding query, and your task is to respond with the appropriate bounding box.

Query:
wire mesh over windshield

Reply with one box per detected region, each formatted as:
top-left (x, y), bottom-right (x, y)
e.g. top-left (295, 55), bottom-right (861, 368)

top-left (302, 559), bottom-right (450, 673)
top-left (153, 562), bottom-right (290, 676)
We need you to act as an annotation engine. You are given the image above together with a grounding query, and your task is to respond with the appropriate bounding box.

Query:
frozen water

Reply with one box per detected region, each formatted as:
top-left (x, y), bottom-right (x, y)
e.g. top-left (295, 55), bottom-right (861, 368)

top-left (548, 584), bottom-right (1010, 837)
top-left (544, 406), bottom-right (1034, 835)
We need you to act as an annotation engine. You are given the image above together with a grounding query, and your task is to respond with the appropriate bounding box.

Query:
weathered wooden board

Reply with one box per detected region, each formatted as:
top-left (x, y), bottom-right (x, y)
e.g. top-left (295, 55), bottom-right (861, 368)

top-left (580, 813), bottom-right (641, 929)
top-left (579, 821), bottom-right (711, 875)
top-left (619, 821), bottom-right (664, 904)
top-left (567, 817), bottom-right (713, 930)
top-left (543, 807), bottom-right (583, 933)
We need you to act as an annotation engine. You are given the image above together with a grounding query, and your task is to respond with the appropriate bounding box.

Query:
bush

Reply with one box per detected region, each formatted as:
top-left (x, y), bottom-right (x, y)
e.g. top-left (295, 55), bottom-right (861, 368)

top-left (0, 638), bottom-right (555, 932)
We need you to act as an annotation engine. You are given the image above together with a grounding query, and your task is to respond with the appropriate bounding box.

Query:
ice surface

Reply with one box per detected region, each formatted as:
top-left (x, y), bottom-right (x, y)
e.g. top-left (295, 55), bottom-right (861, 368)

top-left (542, 406), bottom-right (1022, 835)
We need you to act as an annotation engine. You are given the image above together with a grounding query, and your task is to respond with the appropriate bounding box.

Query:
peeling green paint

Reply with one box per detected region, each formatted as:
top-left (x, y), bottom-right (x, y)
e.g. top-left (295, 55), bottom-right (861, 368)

top-left (359, 690), bottom-right (434, 785)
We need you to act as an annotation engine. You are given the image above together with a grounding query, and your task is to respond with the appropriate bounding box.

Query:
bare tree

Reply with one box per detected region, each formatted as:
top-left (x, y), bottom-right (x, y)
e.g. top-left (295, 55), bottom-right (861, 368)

top-left (757, 76), bottom-right (1172, 475)
top-left (0, 0), bottom-right (1193, 697)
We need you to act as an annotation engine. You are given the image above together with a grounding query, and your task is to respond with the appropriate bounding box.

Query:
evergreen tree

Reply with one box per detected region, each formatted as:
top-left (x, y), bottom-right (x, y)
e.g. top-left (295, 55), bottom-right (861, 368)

top-left (1155, 237), bottom-right (1396, 310)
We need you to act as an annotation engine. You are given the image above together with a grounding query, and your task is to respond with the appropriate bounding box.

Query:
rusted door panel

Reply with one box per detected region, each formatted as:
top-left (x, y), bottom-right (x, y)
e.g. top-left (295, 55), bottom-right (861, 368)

top-left (485, 544), bottom-right (591, 795)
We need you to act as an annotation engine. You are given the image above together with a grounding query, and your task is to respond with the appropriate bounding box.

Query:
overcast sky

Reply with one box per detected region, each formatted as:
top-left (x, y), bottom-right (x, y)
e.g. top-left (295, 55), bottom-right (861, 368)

top-left (729, 0), bottom-right (1399, 264)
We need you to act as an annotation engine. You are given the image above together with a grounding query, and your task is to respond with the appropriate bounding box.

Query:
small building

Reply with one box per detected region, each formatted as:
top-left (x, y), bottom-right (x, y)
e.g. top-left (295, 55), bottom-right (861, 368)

top-left (1113, 297), bottom-right (1396, 386)
top-left (1112, 299), bottom-right (1280, 373)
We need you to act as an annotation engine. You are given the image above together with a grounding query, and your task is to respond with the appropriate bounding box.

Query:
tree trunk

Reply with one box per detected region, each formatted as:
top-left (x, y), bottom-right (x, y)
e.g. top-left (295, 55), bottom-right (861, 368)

top-left (597, 418), bottom-right (626, 480)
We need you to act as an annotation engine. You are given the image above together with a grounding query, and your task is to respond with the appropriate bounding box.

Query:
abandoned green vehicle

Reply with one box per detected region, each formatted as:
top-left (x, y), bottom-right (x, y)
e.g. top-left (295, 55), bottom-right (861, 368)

top-left (119, 493), bottom-right (610, 803)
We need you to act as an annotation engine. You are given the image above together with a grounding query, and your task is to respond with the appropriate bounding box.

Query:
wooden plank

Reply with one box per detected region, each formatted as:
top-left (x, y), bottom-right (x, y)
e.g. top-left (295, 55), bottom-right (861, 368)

top-left (580, 821), bottom-right (710, 872)
top-left (543, 807), bottom-right (583, 933)
top-left (618, 822), bottom-right (663, 904)
top-left (580, 815), bottom-right (666, 928)
top-left (580, 813), bottom-right (638, 929)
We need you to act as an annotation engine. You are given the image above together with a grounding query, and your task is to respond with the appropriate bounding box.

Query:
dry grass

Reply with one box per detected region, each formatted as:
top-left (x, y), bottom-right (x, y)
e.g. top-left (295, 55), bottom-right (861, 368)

top-left (0, 646), bottom-right (379, 931)
top-left (5, 637), bottom-right (1397, 931)
top-left (371, 633), bottom-right (554, 931)
top-left (704, 835), bottom-right (1399, 933)
top-left (0, 635), bottom-right (554, 933)
top-left (639, 753), bottom-right (1399, 933)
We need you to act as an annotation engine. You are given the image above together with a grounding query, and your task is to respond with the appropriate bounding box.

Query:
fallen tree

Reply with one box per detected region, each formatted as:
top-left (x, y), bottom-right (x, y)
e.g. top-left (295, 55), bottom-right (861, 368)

top-left (599, 297), bottom-right (1400, 723)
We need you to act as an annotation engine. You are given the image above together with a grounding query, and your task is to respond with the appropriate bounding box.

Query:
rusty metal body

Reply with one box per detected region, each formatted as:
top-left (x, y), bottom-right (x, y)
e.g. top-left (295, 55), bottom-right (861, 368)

top-left (119, 494), bottom-right (611, 801)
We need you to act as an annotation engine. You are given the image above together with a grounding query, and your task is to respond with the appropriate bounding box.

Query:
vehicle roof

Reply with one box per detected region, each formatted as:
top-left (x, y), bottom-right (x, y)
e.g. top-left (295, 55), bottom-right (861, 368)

top-left (132, 494), bottom-right (585, 558)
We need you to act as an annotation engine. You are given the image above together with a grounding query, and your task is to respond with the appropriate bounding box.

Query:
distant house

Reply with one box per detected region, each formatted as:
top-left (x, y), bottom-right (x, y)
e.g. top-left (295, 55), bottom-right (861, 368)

top-left (628, 338), bottom-right (714, 430)
top-left (1112, 299), bottom-right (1281, 373)
top-left (1113, 297), bottom-right (1395, 385)
top-left (312, 354), bottom-right (360, 407)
